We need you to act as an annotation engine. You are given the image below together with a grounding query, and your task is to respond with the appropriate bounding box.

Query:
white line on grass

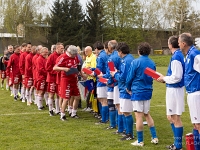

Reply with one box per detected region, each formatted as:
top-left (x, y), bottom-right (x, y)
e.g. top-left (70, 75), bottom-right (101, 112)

top-left (0, 112), bottom-right (47, 116)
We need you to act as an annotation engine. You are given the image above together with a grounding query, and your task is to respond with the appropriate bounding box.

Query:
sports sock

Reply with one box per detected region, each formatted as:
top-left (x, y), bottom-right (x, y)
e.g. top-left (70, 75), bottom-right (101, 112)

top-left (44, 92), bottom-right (48, 105)
top-left (105, 106), bottom-right (109, 121)
top-left (68, 106), bottom-right (72, 115)
top-left (25, 89), bottom-right (29, 101)
top-left (193, 129), bottom-right (200, 150)
top-left (14, 88), bottom-right (18, 97)
top-left (48, 98), bottom-right (53, 111)
top-left (10, 86), bottom-right (13, 95)
top-left (118, 114), bottom-right (124, 133)
top-left (150, 126), bottom-right (157, 139)
top-left (37, 96), bottom-right (43, 108)
top-left (125, 115), bottom-right (133, 136)
top-left (174, 127), bottom-right (183, 149)
top-left (137, 131), bottom-right (143, 143)
top-left (122, 115), bottom-right (127, 133)
top-left (72, 109), bottom-right (77, 116)
top-left (101, 106), bottom-right (107, 122)
top-left (29, 90), bottom-right (32, 103)
top-left (171, 123), bottom-right (175, 138)
top-left (109, 110), bottom-right (116, 128)
top-left (61, 112), bottom-right (65, 118)
top-left (20, 86), bottom-right (25, 99)
top-left (55, 98), bottom-right (60, 113)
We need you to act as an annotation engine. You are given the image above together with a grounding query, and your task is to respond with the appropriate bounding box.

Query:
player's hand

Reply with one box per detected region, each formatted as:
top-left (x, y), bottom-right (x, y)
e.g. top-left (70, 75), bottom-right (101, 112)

top-left (126, 88), bottom-right (132, 95)
top-left (157, 74), bottom-right (165, 83)
top-left (97, 72), bottom-right (103, 78)
top-left (89, 71), bottom-right (95, 77)
top-left (64, 68), bottom-right (70, 72)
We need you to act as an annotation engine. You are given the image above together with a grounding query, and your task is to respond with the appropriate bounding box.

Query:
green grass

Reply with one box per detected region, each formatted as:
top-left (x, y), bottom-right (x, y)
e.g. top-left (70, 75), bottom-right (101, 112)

top-left (0, 67), bottom-right (192, 150)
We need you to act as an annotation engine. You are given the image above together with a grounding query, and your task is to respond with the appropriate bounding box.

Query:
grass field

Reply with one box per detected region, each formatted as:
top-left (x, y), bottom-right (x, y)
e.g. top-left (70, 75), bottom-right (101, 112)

top-left (0, 67), bottom-right (192, 150)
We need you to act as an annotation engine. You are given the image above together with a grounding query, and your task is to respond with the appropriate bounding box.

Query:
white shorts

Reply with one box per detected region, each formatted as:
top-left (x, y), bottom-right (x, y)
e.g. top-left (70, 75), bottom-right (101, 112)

top-left (166, 87), bottom-right (185, 115)
top-left (132, 100), bottom-right (150, 114)
top-left (120, 98), bottom-right (133, 112)
top-left (107, 92), bottom-right (113, 99)
top-left (97, 86), bottom-right (107, 98)
top-left (187, 91), bottom-right (200, 124)
top-left (113, 86), bottom-right (120, 104)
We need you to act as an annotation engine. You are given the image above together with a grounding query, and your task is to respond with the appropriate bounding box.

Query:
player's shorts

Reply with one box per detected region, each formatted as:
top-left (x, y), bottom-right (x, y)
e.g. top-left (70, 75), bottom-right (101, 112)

top-left (120, 98), bottom-right (133, 113)
top-left (132, 100), bottom-right (151, 114)
top-left (47, 82), bottom-right (57, 94)
top-left (1, 71), bottom-right (6, 79)
top-left (12, 75), bottom-right (22, 85)
top-left (107, 92), bottom-right (113, 99)
top-left (22, 76), bottom-right (26, 85)
top-left (56, 84), bottom-right (61, 96)
top-left (166, 87), bottom-right (185, 115)
top-left (187, 91), bottom-right (200, 124)
top-left (36, 80), bottom-right (47, 91)
top-left (113, 86), bottom-right (120, 104)
top-left (97, 86), bottom-right (107, 98)
top-left (60, 78), bottom-right (80, 99)
top-left (33, 80), bottom-right (37, 88)
top-left (25, 77), bottom-right (33, 88)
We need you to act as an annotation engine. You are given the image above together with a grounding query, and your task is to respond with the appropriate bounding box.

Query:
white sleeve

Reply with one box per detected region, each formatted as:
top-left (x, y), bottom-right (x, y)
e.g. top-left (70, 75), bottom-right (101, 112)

top-left (163, 60), bottom-right (183, 84)
top-left (193, 55), bottom-right (200, 73)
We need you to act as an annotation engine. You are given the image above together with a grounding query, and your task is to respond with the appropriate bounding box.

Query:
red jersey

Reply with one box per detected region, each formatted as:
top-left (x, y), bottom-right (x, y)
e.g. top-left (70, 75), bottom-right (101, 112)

top-left (32, 53), bottom-right (40, 80)
top-left (25, 53), bottom-right (34, 78)
top-left (55, 53), bottom-right (79, 81)
top-left (19, 51), bottom-right (29, 75)
top-left (45, 51), bottom-right (60, 83)
top-left (36, 55), bottom-right (47, 81)
top-left (7, 53), bottom-right (21, 76)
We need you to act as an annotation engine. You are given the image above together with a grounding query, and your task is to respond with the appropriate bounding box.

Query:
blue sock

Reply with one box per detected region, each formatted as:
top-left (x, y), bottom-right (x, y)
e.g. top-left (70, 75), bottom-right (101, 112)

top-left (116, 111), bottom-right (118, 127)
top-left (109, 110), bottom-right (116, 127)
top-left (150, 126), bottom-right (157, 139)
top-left (171, 123), bottom-right (175, 137)
top-left (105, 106), bottom-right (109, 121)
top-left (101, 106), bottom-right (107, 122)
top-left (122, 115), bottom-right (127, 132)
top-left (118, 114), bottom-right (124, 132)
top-left (193, 129), bottom-right (200, 150)
top-left (137, 131), bottom-right (143, 143)
top-left (125, 115), bottom-right (133, 136)
top-left (174, 127), bottom-right (183, 149)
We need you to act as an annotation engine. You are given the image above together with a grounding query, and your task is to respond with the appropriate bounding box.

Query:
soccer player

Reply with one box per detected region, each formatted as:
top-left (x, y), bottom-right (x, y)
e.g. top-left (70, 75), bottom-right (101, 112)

top-left (157, 36), bottom-right (185, 150)
top-left (103, 40), bottom-right (121, 130)
top-left (24, 46), bottom-right (37, 105)
top-left (82, 46), bottom-right (97, 112)
top-left (32, 45), bottom-right (43, 106)
top-left (6, 45), bottom-right (21, 101)
top-left (178, 33), bottom-right (200, 150)
top-left (0, 53), bottom-right (7, 90)
top-left (45, 43), bottom-right (64, 116)
top-left (93, 41), bottom-right (109, 124)
top-left (36, 47), bottom-right (49, 110)
top-left (53, 45), bottom-right (80, 121)
top-left (126, 42), bottom-right (158, 146)
top-left (19, 42), bottom-right (31, 102)
top-left (110, 42), bottom-right (134, 140)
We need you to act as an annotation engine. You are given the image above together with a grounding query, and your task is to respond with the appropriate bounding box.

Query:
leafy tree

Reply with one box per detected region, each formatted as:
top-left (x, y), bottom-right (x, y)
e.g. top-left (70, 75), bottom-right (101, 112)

top-left (85, 0), bottom-right (104, 46)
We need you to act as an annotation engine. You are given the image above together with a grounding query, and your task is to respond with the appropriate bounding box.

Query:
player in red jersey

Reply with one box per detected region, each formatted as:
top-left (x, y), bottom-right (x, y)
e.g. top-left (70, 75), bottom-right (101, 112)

top-left (36, 47), bottom-right (49, 110)
top-left (32, 45), bottom-right (42, 105)
top-left (45, 43), bottom-right (64, 116)
top-left (6, 45), bottom-right (21, 101)
top-left (19, 43), bottom-right (31, 102)
top-left (24, 46), bottom-right (37, 105)
top-left (53, 45), bottom-right (80, 121)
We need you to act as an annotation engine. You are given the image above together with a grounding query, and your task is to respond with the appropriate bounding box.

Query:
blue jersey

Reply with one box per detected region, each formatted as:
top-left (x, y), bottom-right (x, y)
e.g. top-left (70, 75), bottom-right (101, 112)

top-left (114, 54), bottom-right (134, 99)
top-left (166, 49), bottom-right (185, 88)
top-left (103, 50), bottom-right (121, 92)
top-left (96, 50), bottom-right (109, 87)
top-left (184, 46), bottom-right (200, 93)
top-left (126, 55), bottom-right (155, 101)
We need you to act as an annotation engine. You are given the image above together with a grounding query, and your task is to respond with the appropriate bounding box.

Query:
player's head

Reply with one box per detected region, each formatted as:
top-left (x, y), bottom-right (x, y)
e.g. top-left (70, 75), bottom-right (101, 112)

top-left (31, 46), bottom-right (37, 54)
top-left (40, 47), bottom-right (49, 58)
top-left (7, 45), bottom-right (13, 53)
top-left (21, 43), bottom-right (27, 52)
top-left (108, 40), bottom-right (118, 53)
top-left (116, 42), bottom-right (130, 57)
top-left (56, 42), bottom-right (64, 54)
top-left (138, 42), bottom-right (151, 56)
top-left (84, 46), bottom-right (93, 56)
top-left (93, 41), bottom-right (104, 56)
top-left (51, 44), bottom-right (56, 53)
top-left (168, 36), bottom-right (179, 52)
top-left (26, 42), bottom-right (32, 52)
top-left (67, 45), bottom-right (78, 58)
top-left (178, 33), bottom-right (193, 55)
top-left (14, 45), bottom-right (20, 54)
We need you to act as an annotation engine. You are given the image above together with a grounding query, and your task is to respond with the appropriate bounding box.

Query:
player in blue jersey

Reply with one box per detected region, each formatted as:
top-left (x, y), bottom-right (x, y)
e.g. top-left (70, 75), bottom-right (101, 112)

top-left (178, 33), bottom-right (200, 150)
top-left (126, 42), bottom-right (158, 146)
top-left (110, 42), bottom-right (134, 140)
top-left (93, 41), bottom-right (109, 124)
top-left (157, 36), bottom-right (185, 150)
